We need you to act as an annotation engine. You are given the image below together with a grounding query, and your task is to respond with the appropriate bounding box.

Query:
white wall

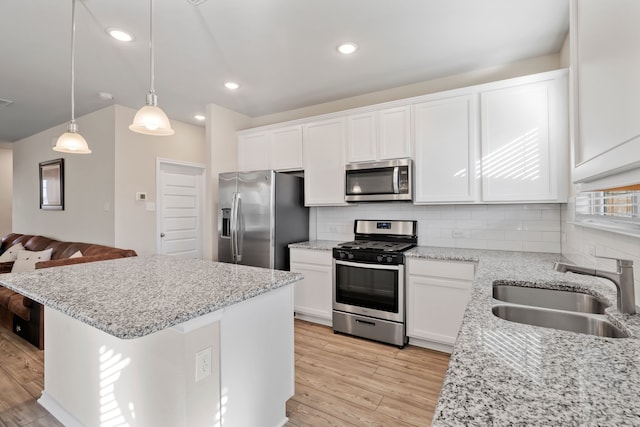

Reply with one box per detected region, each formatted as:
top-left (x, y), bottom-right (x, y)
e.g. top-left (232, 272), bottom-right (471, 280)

top-left (11, 104), bottom-right (207, 255)
top-left (114, 105), bottom-right (206, 256)
top-left (250, 53), bottom-right (563, 128)
top-left (206, 104), bottom-right (251, 261)
top-left (12, 107), bottom-right (116, 245)
top-left (0, 146), bottom-right (13, 237)
top-left (316, 203), bottom-right (562, 253)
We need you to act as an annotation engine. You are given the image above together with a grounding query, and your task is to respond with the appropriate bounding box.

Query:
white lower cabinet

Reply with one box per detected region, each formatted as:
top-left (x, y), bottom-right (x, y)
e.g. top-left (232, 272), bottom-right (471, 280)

top-left (290, 248), bottom-right (333, 326)
top-left (406, 258), bottom-right (476, 353)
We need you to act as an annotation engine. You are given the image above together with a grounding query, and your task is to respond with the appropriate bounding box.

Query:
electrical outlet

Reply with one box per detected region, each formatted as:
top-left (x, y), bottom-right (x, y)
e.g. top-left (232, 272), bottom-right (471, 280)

top-left (452, 229), bottom-right (465, 238)
top-left (195, 347), bottom-right (212, 382)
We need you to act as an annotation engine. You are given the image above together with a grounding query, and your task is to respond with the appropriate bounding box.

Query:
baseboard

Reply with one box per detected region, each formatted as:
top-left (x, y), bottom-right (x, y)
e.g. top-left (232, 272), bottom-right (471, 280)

top-left (275, 416), bottom-right (290, 427)
top-left (408, 336), bottom-right (453, 354)
top-left (293, 312), bottom-right (332, 327)
top-left (38, 391), bottom-right (84, 427)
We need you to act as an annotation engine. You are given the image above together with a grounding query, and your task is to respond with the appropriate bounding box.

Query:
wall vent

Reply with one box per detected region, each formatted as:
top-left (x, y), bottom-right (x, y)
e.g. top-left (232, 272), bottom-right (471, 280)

top-left (0, 98), bottom-right (13, 107)
top-left (186, 0), bottom-right (208, 5)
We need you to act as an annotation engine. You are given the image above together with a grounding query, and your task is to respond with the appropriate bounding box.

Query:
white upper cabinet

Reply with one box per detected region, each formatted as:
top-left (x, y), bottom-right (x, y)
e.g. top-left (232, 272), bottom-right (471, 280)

top-left (346, 112), bottom-right (377, 163)
top-left (238, 132), bottom-right (270, 172)
top-left (270, 125), bottom-right (303, 171)
top-left (378, 106), bottom-right (412, 160)
top-left (414, 94), bottom-right (477, 203)
top-left (345, 106), bottom-right (411, 163)
top-left (238, 125), bottom-right (303, 172)
top-left (571, 0), bottom-right (640, 184)
top-left (480, 74), bottom-right (568, 202)
top-left (303, 117), bottom-right (347, 206)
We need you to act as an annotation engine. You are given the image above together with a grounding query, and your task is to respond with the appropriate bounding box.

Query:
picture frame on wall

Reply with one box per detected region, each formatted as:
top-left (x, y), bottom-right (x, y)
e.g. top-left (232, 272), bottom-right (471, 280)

top-left (39, 158), bottom-right (64, 210)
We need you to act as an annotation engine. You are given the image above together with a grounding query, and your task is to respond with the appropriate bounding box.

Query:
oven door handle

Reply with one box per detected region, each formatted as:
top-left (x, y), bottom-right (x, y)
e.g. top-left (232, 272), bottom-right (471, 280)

top-left (335, 260), bottom-right (401, 271)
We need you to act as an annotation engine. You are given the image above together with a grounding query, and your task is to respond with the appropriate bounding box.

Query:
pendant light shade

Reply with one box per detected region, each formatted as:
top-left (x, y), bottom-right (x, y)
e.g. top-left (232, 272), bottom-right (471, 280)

top-left (54, 122), bottom-right (91, 154)
top-left (129, 94), bottom-right (174, 136)
top-left (54, 0), bottom-right (91, 154)
top-left (130, 0), bottom-right (174, 136)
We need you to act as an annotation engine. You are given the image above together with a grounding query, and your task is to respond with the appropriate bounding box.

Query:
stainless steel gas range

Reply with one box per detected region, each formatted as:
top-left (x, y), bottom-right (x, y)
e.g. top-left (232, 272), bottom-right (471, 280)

top-left (332, 219), bottom-right (417, 348)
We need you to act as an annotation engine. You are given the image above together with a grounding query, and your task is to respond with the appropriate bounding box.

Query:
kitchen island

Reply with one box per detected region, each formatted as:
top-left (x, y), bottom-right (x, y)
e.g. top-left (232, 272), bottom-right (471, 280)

top-left (0, 255), bottom-right (302, 427)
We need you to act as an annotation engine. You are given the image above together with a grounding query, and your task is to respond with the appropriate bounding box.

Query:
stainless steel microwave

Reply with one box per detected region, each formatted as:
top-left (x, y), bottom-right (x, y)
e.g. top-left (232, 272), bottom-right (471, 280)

top-left (345, 159), bottom-right (412, 202)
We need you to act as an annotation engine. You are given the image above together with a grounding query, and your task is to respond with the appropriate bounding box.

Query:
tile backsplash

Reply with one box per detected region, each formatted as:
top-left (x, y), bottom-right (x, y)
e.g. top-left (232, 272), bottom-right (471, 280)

top-left (312, 203), bottom-right (562, 253)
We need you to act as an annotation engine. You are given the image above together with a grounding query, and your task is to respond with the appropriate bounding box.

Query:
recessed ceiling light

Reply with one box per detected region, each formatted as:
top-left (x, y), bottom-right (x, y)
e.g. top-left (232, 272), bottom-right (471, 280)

top-left (107, 28), bottom-right (134, 42)
top-left (194, 114), bottom-right (205, 121)
top-left (224, 82), bottom-right (240, 90)
top-left (337, 42), bottom-right (358, 55)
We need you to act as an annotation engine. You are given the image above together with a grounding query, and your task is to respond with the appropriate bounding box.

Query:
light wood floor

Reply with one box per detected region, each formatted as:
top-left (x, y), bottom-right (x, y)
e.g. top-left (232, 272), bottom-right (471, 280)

top-left (0, 320), bottom-right (449, 427)
top-left (286, 320), bottom-right (449, 426)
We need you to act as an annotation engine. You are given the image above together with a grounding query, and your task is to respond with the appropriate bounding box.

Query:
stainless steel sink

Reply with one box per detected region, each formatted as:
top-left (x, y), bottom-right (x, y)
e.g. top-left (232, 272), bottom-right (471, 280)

top-left (493, 283), bottom-right (609, 314)
top-left (492, 304), bottom-right (629, 338)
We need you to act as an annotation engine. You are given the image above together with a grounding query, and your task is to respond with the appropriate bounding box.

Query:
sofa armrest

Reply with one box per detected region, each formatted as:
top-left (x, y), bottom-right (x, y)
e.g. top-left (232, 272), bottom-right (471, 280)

top-left (35, 254), bottom-right (133, 269)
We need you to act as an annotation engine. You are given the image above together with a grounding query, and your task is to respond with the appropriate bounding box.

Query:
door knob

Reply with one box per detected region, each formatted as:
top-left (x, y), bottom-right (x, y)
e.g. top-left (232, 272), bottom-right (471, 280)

top-left (160, 233), bottom-right (165, 238)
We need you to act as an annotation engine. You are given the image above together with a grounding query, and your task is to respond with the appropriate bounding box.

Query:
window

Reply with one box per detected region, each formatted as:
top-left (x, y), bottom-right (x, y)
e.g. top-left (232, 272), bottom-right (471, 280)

top-left (575, 190), bottom-right (640, 235)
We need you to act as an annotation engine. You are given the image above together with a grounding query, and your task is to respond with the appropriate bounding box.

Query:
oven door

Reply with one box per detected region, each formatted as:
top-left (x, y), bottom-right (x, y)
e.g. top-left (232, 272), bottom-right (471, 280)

top-left (333, 260), bottom-right (404, 323)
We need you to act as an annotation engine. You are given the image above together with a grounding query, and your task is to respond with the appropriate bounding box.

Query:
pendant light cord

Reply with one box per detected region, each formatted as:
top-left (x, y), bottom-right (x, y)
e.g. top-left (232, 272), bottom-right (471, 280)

top-left (70, 0), bottom-right (77, 123)
top-left (149, 0), bottom-right (155, 95)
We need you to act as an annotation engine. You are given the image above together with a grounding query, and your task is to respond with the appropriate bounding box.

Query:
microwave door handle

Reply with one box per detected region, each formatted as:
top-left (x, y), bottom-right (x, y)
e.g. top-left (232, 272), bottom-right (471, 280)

top-left (393, 166), bottom-right (400, 194)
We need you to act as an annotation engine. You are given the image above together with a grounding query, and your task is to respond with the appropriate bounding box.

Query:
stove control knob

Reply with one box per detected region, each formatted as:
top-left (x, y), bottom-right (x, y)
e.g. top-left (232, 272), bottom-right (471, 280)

top-left (386, 256), bottom-right (394, 263)
top-left (339, 251), bottom-right (347, 259)
top-left (347, 253), bottom-right (354, 260)
top-left (376, 255), bottom-right (383, 262)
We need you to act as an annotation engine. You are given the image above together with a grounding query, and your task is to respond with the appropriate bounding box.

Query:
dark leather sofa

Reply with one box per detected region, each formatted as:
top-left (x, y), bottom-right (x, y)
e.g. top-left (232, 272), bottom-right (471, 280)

top-left (0, 233), bottom-right (137, 348)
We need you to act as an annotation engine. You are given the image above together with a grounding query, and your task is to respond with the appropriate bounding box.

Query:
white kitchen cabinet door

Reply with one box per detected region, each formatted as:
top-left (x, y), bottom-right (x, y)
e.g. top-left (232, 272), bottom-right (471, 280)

top-left (270, 125), bottom-right (303, 171)
top-left (480, 78), bottom-right (565, 202)
top-left (414, 95), bottom-right (477, 203)
top-left (303, 118), bottom-right (347, 206)
top-left (290, 248), bottom-right (333, 326)
top-left (407, 259), bottom-right (475, 353)
top-left (378, 105), bottom-right (411, 160)
top-left (238, 132), bottom-right (270, 172)
top-left (346, 112), bottom-right (377, 163)
top-left (571, 0), bottom-right (640, 184)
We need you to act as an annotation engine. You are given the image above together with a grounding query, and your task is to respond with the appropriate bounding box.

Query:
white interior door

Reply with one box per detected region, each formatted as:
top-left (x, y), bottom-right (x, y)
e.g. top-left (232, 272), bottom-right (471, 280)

top-left (157, 160), bottom-right (205, 259)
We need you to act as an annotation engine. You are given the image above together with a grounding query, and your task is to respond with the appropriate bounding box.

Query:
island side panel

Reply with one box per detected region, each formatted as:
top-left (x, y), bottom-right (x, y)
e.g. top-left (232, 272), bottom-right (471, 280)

top-left (220, 284), bottom-right (295, 427)
top-left (39, 307), bottom-right (221, 427)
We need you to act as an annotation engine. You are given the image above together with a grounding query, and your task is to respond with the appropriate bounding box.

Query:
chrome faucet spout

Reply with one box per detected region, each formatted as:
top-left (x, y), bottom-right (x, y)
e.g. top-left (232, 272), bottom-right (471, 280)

top-left (553, 259), bottom-right (636, 315)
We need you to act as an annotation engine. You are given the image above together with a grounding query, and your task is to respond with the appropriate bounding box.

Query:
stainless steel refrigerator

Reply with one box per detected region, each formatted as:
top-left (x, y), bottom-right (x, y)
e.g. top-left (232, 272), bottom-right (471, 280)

top-left (218, 170), bottom-right (309, 270)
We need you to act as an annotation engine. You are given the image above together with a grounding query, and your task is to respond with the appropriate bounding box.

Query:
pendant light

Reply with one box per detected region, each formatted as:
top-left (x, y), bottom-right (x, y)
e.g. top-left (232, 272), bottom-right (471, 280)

top-left (54, 0), bottom-right (91, 154)
top-left (129, 0), bottom-right (174, 136)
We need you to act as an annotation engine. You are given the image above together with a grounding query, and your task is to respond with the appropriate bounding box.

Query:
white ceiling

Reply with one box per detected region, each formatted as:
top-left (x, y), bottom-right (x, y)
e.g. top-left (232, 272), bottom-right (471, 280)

top-left (0, 0), bottom-right (569, 142)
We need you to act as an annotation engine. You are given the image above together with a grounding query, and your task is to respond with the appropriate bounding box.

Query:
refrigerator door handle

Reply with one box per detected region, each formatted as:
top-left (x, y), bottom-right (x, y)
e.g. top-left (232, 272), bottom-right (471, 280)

top-left (230, 192), bottom-right (238, 262)
top-left (235, 194), bottom-right (243, 262)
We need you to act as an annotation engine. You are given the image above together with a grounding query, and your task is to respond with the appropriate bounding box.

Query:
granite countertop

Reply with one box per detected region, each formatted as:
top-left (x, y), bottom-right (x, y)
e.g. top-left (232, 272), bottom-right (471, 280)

top-left (429, 249), bottom-right (640, 427)
top-left (289, 241), bottom-right (640, 425)
top-left (289, 240), bottom-right (342, 251)
top-left (0, 255), bottom-right (302, 340)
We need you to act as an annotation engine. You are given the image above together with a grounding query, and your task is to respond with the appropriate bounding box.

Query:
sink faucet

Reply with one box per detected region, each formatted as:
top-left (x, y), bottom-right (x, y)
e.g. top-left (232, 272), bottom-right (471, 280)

top-left (553, 259), bottom-right (636, 314)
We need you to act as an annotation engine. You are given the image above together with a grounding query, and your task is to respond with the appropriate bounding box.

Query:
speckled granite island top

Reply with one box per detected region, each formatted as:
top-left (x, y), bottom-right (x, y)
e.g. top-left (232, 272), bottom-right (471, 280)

top-left (0, 255), bottom-right (302, 340)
